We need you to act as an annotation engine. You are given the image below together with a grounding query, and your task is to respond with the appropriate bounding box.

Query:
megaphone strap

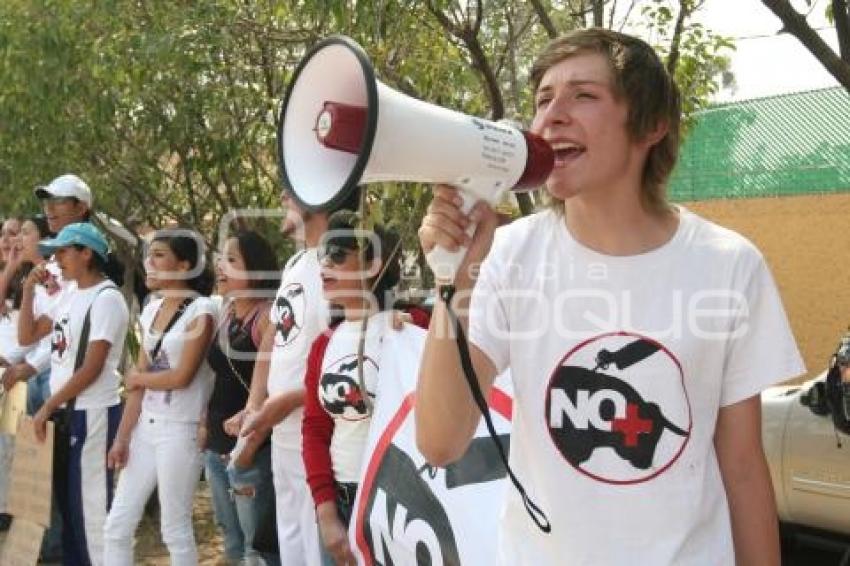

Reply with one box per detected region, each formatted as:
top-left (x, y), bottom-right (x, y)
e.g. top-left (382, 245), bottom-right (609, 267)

top-left (439, 284), bottom-right (552, 534)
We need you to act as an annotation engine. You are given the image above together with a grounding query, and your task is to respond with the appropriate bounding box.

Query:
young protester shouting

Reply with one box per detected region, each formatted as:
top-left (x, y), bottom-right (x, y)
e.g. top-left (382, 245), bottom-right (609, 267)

top-left (415, 29), bottom-right (804, 565)
top-left (302, 211), bottom-right (428, 566)
top-left (103, 230), bottom-right (216, 566)
top-left (204, 229), bottom-right (280, 565)
top-left (17, 222), bottom-right (129, 566)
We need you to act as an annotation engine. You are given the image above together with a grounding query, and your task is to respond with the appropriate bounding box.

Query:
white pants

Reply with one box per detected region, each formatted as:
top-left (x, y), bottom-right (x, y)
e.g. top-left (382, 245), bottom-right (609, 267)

top-left (272, 439), bottom-right (321, 566)
top-left (103, 415), bottom-right (203, 566)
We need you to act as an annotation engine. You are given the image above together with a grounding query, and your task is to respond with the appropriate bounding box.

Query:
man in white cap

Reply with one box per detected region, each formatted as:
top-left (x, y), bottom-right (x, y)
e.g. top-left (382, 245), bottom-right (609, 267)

top-left (34, 174), bottom-right (94, 234)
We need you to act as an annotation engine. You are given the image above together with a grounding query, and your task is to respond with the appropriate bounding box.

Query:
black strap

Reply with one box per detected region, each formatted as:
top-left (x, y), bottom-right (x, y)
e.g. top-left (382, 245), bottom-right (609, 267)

top-left (439, 284), bottom-right (551, 533)
top-left (68, 283), bottom-right (120, 413)
top-left (149, 297), bottom-right (194, 362)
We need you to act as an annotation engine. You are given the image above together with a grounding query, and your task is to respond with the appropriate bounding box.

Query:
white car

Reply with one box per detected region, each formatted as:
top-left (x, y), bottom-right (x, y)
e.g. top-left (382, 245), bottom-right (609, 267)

top-left (762, 371), bottom-right (850, 538)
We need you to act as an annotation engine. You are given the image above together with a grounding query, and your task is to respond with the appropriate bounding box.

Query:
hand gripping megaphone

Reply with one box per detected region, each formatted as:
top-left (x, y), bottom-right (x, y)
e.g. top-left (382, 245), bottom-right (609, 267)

top-left (278, 35), bottom-right (553, 280)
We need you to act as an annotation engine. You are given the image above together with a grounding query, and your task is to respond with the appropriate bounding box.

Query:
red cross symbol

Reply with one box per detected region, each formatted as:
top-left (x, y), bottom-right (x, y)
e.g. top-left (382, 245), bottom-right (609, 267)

top-left (612, 403), bottom-right (653, 447)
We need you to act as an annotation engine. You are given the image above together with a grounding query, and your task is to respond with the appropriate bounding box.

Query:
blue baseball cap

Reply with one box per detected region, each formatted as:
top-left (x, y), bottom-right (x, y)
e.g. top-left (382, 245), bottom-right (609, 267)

top-left (39, 222), bottom-right (109, 262)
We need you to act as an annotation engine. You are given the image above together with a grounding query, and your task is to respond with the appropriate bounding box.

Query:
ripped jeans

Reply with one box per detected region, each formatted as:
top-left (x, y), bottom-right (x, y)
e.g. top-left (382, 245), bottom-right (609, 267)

top-left (205, 444), bottom-right (279, 565)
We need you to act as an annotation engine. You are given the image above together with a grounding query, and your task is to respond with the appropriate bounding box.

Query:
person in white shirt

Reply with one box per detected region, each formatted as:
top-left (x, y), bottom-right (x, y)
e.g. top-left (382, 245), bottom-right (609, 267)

top-left (0, 215), bottom-right (52, 529)
top-left (416, 29), bottom-right (805, 566)
top-left (102, 230), bottom-right (215, 566)
top-left (234, 188), bottom-right (360, 566)
top-left (18, 222), bottom-right (129, 566)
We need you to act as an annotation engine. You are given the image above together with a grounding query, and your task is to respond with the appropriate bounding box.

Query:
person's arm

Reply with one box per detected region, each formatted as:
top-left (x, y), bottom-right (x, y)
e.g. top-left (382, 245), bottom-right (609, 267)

top-left (241, 389), bottom-right (305, 438)
top-left (0, 246), bottom-right (22, 309)
top-left (302, 333), bottom-right (337, 506)
top-left (108, 346), bottom-right (148, 469)
top-left (715, 395), bottom-right (780, 565)
top-left (415, 185), bottom-right (501, 466)
top-left (32, 339), bottom-right (112, 441)
top-left (245, 318), bottom-right (274, 412)
top-left (108, 389), bottom-right (143, 469)
top-left (302, 332), bottom-right (355, 565)
top-left (17, 265), bottom-right (53, 346)
top-left (1, 362), bottom-right (37, 391)
top-left (125, 313), bottom-right (214, 391)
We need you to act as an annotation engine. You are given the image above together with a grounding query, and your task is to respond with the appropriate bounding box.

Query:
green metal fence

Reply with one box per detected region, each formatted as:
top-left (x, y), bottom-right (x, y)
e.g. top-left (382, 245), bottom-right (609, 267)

top-left (668, 87), bottom-right (850, 202)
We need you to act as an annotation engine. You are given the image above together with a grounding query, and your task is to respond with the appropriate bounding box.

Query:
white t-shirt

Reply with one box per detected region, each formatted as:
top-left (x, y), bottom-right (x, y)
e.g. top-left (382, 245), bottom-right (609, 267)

top-left (47, 280), bottom-right (128, 410)
top-left (468, 208), bottom-right (805, 565)
top-left (139, 296), bottom-right (217, 423)
top-left (320, 312), bottom-right (391, 483)
top-left (0, 305), bottom-right (27, 363)
top-left (28, 262), bottom-right (70, 373)
top-left (268, 248), bottom-right (329, 450)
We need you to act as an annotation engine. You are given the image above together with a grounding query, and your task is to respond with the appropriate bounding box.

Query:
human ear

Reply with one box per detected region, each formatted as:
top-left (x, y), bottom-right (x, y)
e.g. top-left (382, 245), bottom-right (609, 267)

top-left (643, 119), bottom-right (669, 148)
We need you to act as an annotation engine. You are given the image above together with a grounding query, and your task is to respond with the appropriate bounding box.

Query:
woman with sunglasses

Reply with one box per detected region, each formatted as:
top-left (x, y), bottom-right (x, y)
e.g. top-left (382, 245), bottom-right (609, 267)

top-left (103, 230), bottom-right (215, 566)
top-left (204, 229), bottom-right (280, 565)
top-left (302, 211), bottom-right (428, 566)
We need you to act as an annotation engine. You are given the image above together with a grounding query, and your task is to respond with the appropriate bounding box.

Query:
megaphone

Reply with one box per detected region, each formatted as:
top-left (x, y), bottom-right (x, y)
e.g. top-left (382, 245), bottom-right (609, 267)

top-left (278, 35), bottom-right (553, 279)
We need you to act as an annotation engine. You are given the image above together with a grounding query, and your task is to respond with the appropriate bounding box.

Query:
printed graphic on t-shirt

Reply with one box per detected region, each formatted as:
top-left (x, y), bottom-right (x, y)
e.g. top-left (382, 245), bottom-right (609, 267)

top-left (273, 283), bottom-right (305, 348)
top-left (319, 354), bottom-right (378, 421)
top-left (545, 332), bottom-right (691, 484)
top-left (144, 350), bottom-right (173, 408)
top-left (51, 314), bottom-right (72, 364)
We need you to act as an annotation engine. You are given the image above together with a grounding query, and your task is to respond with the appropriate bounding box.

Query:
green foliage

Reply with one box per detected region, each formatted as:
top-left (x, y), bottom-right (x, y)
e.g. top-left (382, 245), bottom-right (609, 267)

top-left (0, 0), bottom-right (731, 284)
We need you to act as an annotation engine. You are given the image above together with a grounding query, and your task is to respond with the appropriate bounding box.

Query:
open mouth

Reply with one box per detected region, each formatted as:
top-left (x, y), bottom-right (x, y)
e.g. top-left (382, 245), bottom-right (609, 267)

top-left (551, 141), bottom-right (586, 166)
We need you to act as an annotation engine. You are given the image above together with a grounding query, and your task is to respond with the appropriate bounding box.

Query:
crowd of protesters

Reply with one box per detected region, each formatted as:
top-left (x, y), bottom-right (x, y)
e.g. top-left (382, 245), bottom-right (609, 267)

top-left (0, 27), bottom-right (807, 566)
top-left (0, 169), bottom-right (416, 566)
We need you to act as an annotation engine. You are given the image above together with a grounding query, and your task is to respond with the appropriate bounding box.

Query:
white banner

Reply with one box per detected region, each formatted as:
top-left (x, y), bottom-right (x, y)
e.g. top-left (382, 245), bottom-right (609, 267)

top-left (350, 326), bottom-right (513, 566)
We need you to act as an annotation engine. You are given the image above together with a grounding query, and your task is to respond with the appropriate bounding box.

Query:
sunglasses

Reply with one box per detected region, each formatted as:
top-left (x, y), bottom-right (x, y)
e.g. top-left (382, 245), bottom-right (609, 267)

top-left (317, 243), bottom-right (358, 266)
top-left (44, 196), bottom-right (79, 205)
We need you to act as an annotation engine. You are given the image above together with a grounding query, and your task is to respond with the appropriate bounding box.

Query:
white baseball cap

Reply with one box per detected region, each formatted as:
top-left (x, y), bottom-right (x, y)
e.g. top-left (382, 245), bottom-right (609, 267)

top-left (34, 174), bottom-right (93, 208)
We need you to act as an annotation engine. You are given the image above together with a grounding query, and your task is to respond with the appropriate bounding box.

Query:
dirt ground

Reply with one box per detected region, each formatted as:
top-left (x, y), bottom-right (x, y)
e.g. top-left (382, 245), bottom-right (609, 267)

top-left (0, 478), bottom-right (226, 565)
top-left (136, 479), bottom-right (224, 565)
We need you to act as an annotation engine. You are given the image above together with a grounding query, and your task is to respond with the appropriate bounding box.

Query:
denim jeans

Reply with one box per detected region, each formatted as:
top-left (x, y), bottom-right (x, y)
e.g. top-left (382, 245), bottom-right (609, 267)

top-left (26, 367), bottom-right (51, 416)
top-left (205, 444), bottom-right (280, 565)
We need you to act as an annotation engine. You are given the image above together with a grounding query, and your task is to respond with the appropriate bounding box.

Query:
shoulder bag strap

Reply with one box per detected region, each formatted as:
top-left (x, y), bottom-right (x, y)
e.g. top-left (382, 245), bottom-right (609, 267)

top-left (149, 297), bottom-right (195, 362)
top-left (70, 284), bottom-right (120, 412)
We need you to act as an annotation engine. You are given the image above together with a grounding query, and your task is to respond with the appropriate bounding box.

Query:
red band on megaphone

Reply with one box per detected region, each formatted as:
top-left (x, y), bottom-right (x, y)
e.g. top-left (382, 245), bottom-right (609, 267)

top-left (316, 101), bottom-right (368, 154)
top-left (514, 131), bottom-right (554, 191)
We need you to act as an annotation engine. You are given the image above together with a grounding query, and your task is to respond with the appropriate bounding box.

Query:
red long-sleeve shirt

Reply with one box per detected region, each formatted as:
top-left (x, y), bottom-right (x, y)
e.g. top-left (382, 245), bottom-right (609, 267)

top-left (302, 307), bottom-right (430, 506)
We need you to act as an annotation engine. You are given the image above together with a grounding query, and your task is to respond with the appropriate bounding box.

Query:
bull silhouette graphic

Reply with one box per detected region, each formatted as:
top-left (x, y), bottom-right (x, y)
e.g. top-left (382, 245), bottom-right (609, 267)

top-left (275, 285), bottom-right (303, 343)
top-left (319, 358), bottom-right (372, 417)
top-left (548, 338), bottom-right (689, 473)
top-left (51, 316), bottom-right (70, 358)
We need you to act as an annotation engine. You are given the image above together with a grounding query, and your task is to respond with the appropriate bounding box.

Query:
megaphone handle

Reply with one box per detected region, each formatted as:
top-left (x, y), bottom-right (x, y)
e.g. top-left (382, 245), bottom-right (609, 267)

top-left (425, 193), bottom-right (478, 281)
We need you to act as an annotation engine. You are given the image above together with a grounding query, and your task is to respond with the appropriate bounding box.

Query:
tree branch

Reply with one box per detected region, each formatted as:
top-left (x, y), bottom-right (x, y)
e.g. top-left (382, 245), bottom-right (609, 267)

top-left (529, 0), bottom-right (558, 39)
top-left (762, 0), bottom-right (850, 91)
top-left (833, 0), bottom-right (850, 62)
top-left (666, 0), bottom-right (691, 75)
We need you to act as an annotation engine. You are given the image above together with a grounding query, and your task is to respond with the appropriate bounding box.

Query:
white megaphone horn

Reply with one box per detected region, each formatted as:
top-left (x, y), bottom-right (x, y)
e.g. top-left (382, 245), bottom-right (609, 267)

top-left (278, 35), bottom-right (553, 280)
